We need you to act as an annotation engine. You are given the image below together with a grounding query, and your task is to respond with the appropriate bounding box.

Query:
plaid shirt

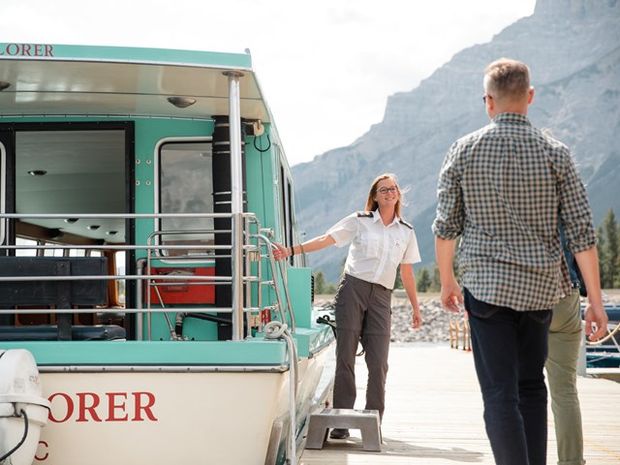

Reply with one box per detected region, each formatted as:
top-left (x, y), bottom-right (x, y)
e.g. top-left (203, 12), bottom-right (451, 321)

top-left (432, 113), bottom-right (596, 311)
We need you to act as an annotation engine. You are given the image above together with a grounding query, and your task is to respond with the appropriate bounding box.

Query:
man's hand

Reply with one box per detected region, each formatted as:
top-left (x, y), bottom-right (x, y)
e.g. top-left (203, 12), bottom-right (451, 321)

top-left (435, 237), bottom-right (462, 313)
top-left (574, 246), bottom-right (606, 341)
top-left (584, 302), bottom-right (608, 342)
top-left (440, 278), bottom-right (464, 313)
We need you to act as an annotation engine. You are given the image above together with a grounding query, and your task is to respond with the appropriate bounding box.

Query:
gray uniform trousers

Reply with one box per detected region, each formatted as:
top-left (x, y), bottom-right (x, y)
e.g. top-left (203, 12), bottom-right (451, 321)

top-left (333, 274), bottom-right (392, 419)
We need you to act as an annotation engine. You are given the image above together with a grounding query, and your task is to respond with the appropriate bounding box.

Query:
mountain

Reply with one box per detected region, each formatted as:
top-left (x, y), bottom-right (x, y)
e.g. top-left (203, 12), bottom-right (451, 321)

top-left (292, 0), bottom-right (620, 283)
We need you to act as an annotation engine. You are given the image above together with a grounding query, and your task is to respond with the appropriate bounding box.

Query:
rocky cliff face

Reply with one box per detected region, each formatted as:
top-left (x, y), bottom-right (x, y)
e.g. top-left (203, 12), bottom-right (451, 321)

top-left (292, 0), bottom-right (620, 282)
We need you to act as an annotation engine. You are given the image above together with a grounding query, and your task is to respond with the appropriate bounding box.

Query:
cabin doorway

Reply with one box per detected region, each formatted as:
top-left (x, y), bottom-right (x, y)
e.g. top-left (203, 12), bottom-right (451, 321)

top-left (0, 122), bottom-right (135, 332)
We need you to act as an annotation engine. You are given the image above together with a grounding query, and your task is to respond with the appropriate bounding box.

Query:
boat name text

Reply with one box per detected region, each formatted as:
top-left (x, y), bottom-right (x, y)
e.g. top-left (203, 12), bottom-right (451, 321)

top-left (0, 43), bottom-right (54, 57)
top-left (48, 391), bottom-right (158, 423)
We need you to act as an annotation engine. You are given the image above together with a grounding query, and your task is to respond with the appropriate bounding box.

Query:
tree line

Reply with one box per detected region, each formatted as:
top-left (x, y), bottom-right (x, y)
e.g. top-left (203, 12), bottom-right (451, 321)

top-left (313, 209), bottom-right (620, 294)
top-left (597, 209), bottom-right (620, 288)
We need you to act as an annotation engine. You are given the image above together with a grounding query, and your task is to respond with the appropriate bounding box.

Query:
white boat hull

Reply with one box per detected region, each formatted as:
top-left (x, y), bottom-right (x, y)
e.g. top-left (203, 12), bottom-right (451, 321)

top-left (34, 350), bottom-right (330, 465)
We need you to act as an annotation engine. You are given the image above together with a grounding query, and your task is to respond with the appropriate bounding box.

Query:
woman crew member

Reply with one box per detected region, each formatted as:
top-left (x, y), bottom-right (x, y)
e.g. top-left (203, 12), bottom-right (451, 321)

top-left (274, 173), bottom-right (422, 439)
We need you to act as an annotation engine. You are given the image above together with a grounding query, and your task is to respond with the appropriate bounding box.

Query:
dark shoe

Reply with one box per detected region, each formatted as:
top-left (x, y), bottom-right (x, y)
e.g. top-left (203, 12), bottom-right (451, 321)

top-left (329, 428), bottom-right (350, 439)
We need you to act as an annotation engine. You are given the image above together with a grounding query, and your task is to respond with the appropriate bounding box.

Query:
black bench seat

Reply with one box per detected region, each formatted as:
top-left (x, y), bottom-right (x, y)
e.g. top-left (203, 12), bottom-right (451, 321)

top-left (0, 256), bottom-right (109, 339)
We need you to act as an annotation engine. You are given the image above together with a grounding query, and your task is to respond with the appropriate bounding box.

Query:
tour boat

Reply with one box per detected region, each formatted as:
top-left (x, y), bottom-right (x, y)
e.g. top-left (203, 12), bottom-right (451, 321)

top-left (0, 43), bottom-right (334, 465)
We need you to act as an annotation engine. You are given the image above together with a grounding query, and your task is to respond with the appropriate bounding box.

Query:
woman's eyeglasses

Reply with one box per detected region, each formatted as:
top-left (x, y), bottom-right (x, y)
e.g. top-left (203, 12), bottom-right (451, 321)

top-left (378, 187), bottom-right (398, 194)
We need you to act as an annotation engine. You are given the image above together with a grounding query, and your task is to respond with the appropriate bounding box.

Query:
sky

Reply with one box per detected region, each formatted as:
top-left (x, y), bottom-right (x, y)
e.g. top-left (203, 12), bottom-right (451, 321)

top-left (1, 0), bottom-right (537, 166)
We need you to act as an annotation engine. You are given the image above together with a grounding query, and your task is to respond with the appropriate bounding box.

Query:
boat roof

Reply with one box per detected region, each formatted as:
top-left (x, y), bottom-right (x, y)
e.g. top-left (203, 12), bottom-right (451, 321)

top-left (0, 43), bottom-right (274, 122)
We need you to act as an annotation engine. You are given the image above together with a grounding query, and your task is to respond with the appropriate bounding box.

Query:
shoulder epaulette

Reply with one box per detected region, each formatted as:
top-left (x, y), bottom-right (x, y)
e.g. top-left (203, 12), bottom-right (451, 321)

top-left (399, 218), bottom-right (413, 230)
top-left (356, 211), bottom-right (373, 218)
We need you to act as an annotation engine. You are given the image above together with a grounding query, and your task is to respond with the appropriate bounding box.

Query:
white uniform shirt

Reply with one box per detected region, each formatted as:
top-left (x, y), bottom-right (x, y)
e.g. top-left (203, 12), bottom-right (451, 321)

top-left (326, 210), bottom-right (421, 290)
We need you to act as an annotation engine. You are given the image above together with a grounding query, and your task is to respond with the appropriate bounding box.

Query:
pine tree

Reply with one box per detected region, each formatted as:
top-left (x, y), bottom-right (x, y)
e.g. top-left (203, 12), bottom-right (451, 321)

top-left (616, 219), bottom-right (620, 288)
top-left (314, 271), bottom-right (326, 295)
top-left (324, 282), bottom-right (337, 294)
top-left (417, 268), bottom-right (431, 292)
top-left (602, 209), bottom-right (619, 289)
top-left (597, 224), bottom-right (607, 286)
top-left (394, 266), bottom-right (403, 289)
top-left (430, 265), bottom-right (442, 292)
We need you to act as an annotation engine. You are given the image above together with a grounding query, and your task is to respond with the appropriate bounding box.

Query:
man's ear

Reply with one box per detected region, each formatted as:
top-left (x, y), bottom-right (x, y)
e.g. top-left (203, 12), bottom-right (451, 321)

top-left (528, 86), bottom-right (535, 105)
top-left (486, 95), bottom-right (495, 113)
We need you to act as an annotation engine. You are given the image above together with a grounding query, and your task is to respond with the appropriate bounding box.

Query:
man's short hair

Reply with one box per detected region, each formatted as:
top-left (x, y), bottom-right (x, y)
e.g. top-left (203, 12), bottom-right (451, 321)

top-left (484, 58), bottom-right (530, 101)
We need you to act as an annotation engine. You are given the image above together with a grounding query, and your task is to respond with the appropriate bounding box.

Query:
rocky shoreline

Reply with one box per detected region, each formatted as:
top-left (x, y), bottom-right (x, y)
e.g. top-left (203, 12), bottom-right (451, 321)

top-left (315, 296), bottom-right (459, 344)
top-left (314, 291), bottom-right (620, 344)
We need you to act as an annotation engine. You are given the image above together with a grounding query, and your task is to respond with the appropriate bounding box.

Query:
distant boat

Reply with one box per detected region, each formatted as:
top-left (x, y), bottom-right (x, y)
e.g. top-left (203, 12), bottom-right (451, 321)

top-left (0, 43), bottom-right (334, 465)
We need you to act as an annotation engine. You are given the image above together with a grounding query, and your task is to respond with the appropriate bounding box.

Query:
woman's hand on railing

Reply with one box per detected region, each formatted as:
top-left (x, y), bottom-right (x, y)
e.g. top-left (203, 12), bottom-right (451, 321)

top-left (272, 242), bottom-right (289, 261)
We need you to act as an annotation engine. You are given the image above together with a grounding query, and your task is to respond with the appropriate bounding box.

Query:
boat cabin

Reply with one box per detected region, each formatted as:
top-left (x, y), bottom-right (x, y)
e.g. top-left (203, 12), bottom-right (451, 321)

top-left (0, 43), bottom-right (310, 343)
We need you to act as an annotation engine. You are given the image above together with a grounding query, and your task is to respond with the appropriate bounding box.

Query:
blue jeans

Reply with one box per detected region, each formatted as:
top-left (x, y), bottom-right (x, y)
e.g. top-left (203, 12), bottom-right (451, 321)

top-left (464, 288), bottom-right (552, 465)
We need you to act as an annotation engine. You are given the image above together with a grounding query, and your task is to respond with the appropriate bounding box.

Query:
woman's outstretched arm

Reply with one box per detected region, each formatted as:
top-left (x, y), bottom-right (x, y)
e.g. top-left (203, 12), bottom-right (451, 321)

top-left (273, 234), bottom-right (336, 260)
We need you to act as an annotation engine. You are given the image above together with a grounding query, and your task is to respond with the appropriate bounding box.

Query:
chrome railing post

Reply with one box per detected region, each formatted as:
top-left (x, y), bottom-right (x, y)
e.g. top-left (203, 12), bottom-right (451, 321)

top-left (146, 234), bottom-right (153, 341)
top-left (136, 258), bottom-right (145, 341)
top-left (226, 70), bottom-right (245, 341)
top-left (244, 216), bottom-right (252, 333)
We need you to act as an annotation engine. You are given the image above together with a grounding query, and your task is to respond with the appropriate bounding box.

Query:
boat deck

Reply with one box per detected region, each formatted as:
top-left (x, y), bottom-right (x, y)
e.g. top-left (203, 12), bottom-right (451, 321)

top-left (301, 344), bottom-right (620, 465)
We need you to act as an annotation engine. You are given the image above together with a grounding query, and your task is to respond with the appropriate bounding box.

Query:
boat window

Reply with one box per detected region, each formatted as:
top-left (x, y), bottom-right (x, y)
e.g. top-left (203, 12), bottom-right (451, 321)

top-left (279, 165), bottom-right (294, 266)
top-left (158, 141), bottom-right (214, 257)
top-left (15, 237), bottom-right (37, 257)
top-left (44, 244), bottom-right (64, 257)
top-left (16, 237), bottom-right (104, 259)
top-left (1, 124), bottom-right (131, 333)
top-left (116, 251), bottom-right (126, 304)
top-left (15, 130), bottom-right (127, 244)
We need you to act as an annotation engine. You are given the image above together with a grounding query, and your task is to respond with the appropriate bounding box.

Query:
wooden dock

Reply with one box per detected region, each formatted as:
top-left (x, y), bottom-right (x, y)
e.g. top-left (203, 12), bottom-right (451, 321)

top-left (301, 344), bottom-right (620, 465)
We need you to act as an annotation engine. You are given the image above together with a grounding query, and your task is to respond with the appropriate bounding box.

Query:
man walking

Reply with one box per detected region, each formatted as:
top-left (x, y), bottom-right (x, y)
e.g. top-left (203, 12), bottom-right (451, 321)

top-left (432, 58), bottom-right (608, 465)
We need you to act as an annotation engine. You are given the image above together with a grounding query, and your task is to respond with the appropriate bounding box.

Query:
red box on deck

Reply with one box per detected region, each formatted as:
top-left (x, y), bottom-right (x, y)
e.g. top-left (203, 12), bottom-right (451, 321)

top-left (148, 267), bottom-right (215, 305)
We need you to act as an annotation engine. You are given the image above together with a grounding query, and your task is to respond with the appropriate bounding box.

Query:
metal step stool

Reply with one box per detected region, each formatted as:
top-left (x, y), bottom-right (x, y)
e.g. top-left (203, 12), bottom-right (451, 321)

top-left (305, 408), bottom-right (382, 452)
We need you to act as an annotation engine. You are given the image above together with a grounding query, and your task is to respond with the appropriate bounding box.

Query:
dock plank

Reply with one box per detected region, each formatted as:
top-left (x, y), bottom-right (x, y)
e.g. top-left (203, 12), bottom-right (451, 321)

top-left (301, 344), bottom-right (620, 465)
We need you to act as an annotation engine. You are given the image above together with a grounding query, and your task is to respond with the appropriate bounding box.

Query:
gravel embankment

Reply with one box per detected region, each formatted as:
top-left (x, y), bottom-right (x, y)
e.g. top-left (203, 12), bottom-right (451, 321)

top-left (314, 294), bottom-right (455, 344)
top-left (314, 291), bottom-right (620, 344)
top-left (389, 298), bottom-right (453, 343)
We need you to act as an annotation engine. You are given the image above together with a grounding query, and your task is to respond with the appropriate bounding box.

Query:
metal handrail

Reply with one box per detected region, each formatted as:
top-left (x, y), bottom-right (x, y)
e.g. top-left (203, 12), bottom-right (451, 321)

top-left (277, 259), bottom-right (296, 331)
top-left (142, 216), bottom-right (262, 339)
top-left (4, 307), bottom-right (267, 315)
top-left (0, 211), bottom-right (299, 343)
top-left (0, 212), bottom-right (257, 219)
top-left (0, 275), bottom-right (232, 282)
top-left (0, 244), bottom-right (222, 250)
top-left (253, 233), bottom-right (294, 332)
